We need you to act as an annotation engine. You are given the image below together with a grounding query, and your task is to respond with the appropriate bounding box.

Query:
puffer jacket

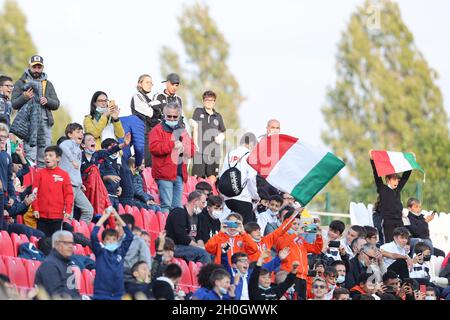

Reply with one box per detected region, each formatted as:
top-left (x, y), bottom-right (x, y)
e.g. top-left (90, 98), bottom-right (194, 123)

top-left (119, 115), bottom-right (145, 166)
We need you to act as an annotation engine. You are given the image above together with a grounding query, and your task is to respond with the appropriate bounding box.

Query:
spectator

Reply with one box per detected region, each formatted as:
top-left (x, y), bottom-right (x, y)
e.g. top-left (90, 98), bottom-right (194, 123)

top-left (369, 150), bottom-right (412, 242)
top-left (220, 132), bottom-right (259, 224)
top-left (149, 101), bottom-right (195, 213)
top-left (406, 198), bottom-right (434, 254)
top-left (196, 195), bottom-right (223, 244)
top-left (409, 242), bottom-right (432, 280)
top-left (190, 90), bottom-right (226, 179)
top-left (34, 230), bottom-right (81, 299)
top-left (330, 260), bottom-right (347, 288)
top-left (275, 210), bottom-right (323, 300)
top-left (281, 193), bottom-right (295, 208)
top-left (332, 287), bottom-right (350, 300)
top-left (205, 213), bottom-right (258, 265)
top-left (0, 123), bottom-right (15, 231)
top-left (349, 272), bottom-right (380, 300)
top-left (129, 157), bottom-right (160, 211)
top-left (425, 286), bottom-right (438, 300)
top-left (191, 263), bottom-right (227, 300)
top-left (380, 227), bottom-right (413, 280)
top-left (248, 250), bottom-right (298, 300)
top-left (118, 155), bottom-right (138, 209)
top-left (118, 214), bottom-right (152, 279)
top-left (130, 74), bottom-right (155, 167)
top-left (256, 194), bottom-right (283, 235)
top-left (202, 268), bottom-right (236, 300)
top-left (153, 73), bottom-right (184, 128)
top-left (125, 260), bottom-right (153, 300)
top-left (322, 219), bottom-right (346, 262)
top-left (91, 208), bottom-right (133, 300)
top-left (59, 123), bottom-right (94, 223)
top-left (11, 55), bottom-right (60, 167)
top-left (372, 196), bottom-right (385, 245)
top-left (351, 236), bottom-right (367, 257)
top-left (310, 277), bottom-right (328, 300)
top-left (255, 190), bottom-right (270, 214)
top-left (0, 75), bottom-right (13, 126)
top-left (345, 243), bottom-right (374, 289)
top-left (341, 225), bottom-right (366, 258)
top-left (364, 226), bottom-right (379, 246)
top-left (151, 232), bottom-right (176, 280)
top-left (32, 146), bottom-right (74, 237)
top-left (382, 270), bottom-right (402, 298)
top-left (323, 266), bottom-right (339, 299)
top-left (99, 138), bottom-right (123, 210)
top-left (195, 181), bottom-right (213, 197)
top-left (83, 91), bottom-right (125, 150)
top-left (152, 263), bottom-right (183, 300)
top-left (165, 191), bottom-right (210, 263)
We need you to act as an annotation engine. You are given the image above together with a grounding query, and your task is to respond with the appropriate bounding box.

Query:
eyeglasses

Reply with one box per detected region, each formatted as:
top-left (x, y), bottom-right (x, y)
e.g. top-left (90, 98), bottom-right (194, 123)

top-left (0, 135), bottom-right (8, 140)
top-left (96, 99), bottom-right (109, 103)
top-left (313, 285), bottom-right (326, 289)
top-left (362, 251), bottom-right (377, 261)
top-left (57, 240), bottom-right (75, 246)
top-left (166, 115), bottom-right (179, 119)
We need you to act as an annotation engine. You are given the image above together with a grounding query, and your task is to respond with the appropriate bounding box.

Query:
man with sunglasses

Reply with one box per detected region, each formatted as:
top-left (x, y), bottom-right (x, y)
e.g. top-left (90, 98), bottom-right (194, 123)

top-left (0, 75), bottom-right (13, 126)
top-left (345, 243), bottom-right (378, 289)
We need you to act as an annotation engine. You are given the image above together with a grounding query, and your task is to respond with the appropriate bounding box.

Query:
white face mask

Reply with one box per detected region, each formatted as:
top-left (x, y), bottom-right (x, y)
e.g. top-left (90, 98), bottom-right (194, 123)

top-left (211, 210), bottom-right (222, 220)
top-left (425, 296), bottom-right (436, 300)
top-left (193, 206), bottom-right (202, 215)
top-left (268, 209), bottom-right (278, 217)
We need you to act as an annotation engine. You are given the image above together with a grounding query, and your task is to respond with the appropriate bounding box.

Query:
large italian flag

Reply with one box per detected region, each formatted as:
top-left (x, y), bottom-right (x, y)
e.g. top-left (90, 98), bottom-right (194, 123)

top-left (247, 134), bottom-right (345, 206)
top-left (372, 150), bottom-right (424, 177)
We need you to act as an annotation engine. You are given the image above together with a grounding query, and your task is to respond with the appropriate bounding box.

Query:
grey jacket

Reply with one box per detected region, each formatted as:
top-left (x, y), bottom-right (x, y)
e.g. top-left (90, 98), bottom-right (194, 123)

top-left (11, 70), bottom-right (60, 127)
top-left (0, 93), bottom-right (12, 126)
top-left (59, 139), bottom-right (83, 187)
top-left (120, 235), bottom-right (152, 274)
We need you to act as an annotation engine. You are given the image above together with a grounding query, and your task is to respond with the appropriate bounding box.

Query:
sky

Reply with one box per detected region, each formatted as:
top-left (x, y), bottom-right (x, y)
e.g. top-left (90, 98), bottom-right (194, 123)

top-left (3, 0), bottom-right (450, 149)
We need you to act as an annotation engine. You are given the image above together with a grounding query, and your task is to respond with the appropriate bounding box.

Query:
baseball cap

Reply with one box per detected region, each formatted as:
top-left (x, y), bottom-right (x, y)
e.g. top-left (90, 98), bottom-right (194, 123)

top-left (29, 55), bottom-right (44, 66)
top-left (162, 73), bottom-right (180, 84)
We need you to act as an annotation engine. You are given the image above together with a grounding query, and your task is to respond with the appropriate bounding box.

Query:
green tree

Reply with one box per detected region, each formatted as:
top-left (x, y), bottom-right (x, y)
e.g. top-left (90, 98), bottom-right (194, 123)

top-left (51, 106), bottom-right (72, 144)
top-left (322, 0), bottom-right (450, 210)
top-left (0, 0), bottom-right (37, 80)
top-left (160, 2), bottom-right (244, 129)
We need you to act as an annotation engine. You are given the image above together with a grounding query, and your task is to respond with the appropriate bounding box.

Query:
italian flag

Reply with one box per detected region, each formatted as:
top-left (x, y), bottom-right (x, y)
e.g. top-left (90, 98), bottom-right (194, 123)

top-left (247, 134), bottom-right (345, 206)
top-left (372, 150), bottom-right (425, 177)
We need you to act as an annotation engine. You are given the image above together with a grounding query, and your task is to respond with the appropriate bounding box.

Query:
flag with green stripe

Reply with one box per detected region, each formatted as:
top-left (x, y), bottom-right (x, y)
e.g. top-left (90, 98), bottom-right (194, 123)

top-left (247, 134), bottom-right (345, 206)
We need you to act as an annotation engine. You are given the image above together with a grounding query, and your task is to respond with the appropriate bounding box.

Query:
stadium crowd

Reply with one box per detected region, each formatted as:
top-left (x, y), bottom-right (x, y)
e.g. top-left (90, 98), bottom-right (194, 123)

top-left (0, 55), bottom-right (449, 301)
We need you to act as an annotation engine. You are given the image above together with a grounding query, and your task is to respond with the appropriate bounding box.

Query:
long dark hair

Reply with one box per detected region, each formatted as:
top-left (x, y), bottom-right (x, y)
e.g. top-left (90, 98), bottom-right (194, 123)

top-left (89, 91), bottom-right (108, 119)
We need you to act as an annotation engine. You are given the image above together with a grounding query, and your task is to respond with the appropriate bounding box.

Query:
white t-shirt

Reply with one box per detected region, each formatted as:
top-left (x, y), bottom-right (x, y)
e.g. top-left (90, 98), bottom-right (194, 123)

top-left (380, 241), bottom-right (407, 268)
top-left (256, 210), bottom-right (279, 234)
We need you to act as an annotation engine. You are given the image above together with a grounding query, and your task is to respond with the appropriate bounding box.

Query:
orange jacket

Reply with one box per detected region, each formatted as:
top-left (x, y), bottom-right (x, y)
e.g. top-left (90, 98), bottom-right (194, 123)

top-left (205, 231), bottom-right (258, 265)
top-left (276, 233), bottom-right (323, 280)
top-left (246, 217), bottom-right (295, 262)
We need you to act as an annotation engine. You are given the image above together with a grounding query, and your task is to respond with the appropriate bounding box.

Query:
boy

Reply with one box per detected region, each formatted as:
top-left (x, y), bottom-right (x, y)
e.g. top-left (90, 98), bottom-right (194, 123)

top-left (323, 266), bottom-right (339, 300)
top-left (310, 277), bottom-right (328, 300)
top-left (322, 220), bottom-right (346, 261)
top-left (364, 226), bottom-right (379, 246)
top-left (203, 268), bottom-right (236, 300)
top-left (332, 287), bottom-right (350, 300)
top-left (406, 197), bottom-right (434, 254)
top-left (248, 250), bottom-right (299, 300)
top-left (341, 225), bottom-right (366, 258)
top-left (125, 260), bottom-right (153, 299)
top-left (255, 189), bottom-right (270, 214)
top-left (129, 157), bottom-right (160, 211)
top-left (369, 150), bottom-right (412, 242)
top-left (32, 146), bottom-right (74, 237)
top-left (152, 231), bottom-right (176, 280)
top-left (152, 263), bottom-right (183, 300)
top-left (59, 123), bottom-right (94, 223)
top-left (256, 194), bottom-right (283, 235)
top-left (0, 123), bottom-right (15, 231)
top-left (409, 242), bottom-right (432, 280)
top-left (0, 75), bottom-right (13, 126)
top-left (380, 227), bottom-right (413, 280)
top-left (91, 207), bottom-right (133, 300)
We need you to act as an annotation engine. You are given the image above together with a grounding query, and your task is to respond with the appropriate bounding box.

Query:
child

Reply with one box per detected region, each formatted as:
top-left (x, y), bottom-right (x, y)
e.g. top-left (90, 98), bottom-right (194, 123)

top-left (59, 123), bottom-right (94, 223)
top-left (310, 277), bottom-right (328, 300)
top-left (151, 231), bottom-right (176, 280)
top-left (91, 207), bottom-right (133, 300)
top-left (409, 242), bottom-right (432, 280)
top-left (255, 189), bottom-right (270, 214)
top-left (341, 225), bottom-right (366, 258)
top-left (202, 268), bottom-right (236, 300)
top-left (0, 75), bottom-right (13, 127)
top-left (125, 260), bottom-right (153, 299)
top-left (32, 146), bottom-right (74, 237)
top-left (322, 220), bottom-right (346, 261)
top-left (323, 266), bottom-right (339, 300)
top-left (128, 157), bottom-right (160, 211)
top-left (248, 250), bottom-right (299, 300)
top-left (364, 226), bottom-right (379, 246)
top-left (0, 123), bottom-right (15, 231)
top-left (256, 194), bottom-right (283, 235)
top-left (152, 263), bottom-right (183, 300)
top-left (380, 227), bottom-right (412, 280)
top-left (369, 150), bottom-right (412, 243)
top-left (406, 197), bottom-right (434, 254)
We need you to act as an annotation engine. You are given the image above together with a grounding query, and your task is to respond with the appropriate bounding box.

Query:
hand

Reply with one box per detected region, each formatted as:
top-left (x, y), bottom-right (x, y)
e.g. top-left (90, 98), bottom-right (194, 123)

top-left (104, 175), bottom-right (121, 183)
top-left (64, 212), bottom-right (71, 219)
top-left (368, 149), bottom-right (373, 159)
top-left (123, 133), bottom-right (131, 146)
top-left (33, 211), bottom-right (39, 219)
top-left (233, 273), bottom-right (241, 286)
top-left (411, 152), bottom-right (416, 160)
top-left (7, 198), bottom-right (14, 207)
top-left (72, 160), bottom-right (79, 170)
top-left (111, 106), bottom-right (119, 120)
top-left (228, 284), bottom-right (236, 298)
top-left (174, 141), bottom-right (183, 151)
top-left (338, 245), bottom-right (347, 256)
top-left (116, 186), bottom-right (122, 197)
top-left (3, 210), bottom-right (9, 217)
top-left (23, 88), bottom-right (34, 100)
top-left (147, 200), bottom-right (156, 205)
top-left (260, 250), bottom-right (271, 261)
top-left (81, 184), bottom-right (86, 192)
top-left (40, 97), bottom-right (48, 105)
top-left (425, 212), bottom-right (435, 223)
top-left (291, 261), bottom-right (300, 273)
top-left (414, 290), bottom-right (425, 301)
top-left (236, 221), bottom-right (245, 234)
top-left (24, 194), bottom-right (34, 206)
top-left (378, 284), bottom-right (388, 294)
top-left (15, 147), bottom-right (24, 159)
top-left (278, 247), bottom-right (290, 260)
top-left (413, 252), bottom-right (423, 264)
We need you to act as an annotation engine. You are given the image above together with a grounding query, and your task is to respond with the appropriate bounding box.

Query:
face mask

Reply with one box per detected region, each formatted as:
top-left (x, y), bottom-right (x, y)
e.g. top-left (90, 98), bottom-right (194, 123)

top-left (96, 107), bottom-right (107, 114)
top-left (165, 120), bottom-right (178, 128)
top-left (423, 255), bottom-right (431, 262)
top-left (268, 209), bottom-right (278, 217)
top-left (328, 284), bottom-right (336, 290)
top-left (193, 206), bottom-right (202, 215)
top-left (258, 285), bottom-right (270, 291)
top-left (218, 287), bottom-right (227, 295)
top-left (425, 296), bottom-right (436, 301)
top-left (287, 229), bottom-right (296, 235)
top-left (337, 275), bottom-right (345, 284)
top-left (211, 210), bottom-right (222, 220)
top-left (104, 242), bottom-right (119, 252)
top-left (256, 204), bottom-right (267, 213)
top-left (225, 230), bottom-right (238, 237)
top-left (85, 149), bottom-right (95, 155)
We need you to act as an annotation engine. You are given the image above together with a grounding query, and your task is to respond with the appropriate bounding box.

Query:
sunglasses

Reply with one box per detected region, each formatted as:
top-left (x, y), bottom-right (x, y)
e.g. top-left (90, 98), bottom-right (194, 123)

top-left (363, 251), bottom-right (377, 261)
top-left (166, 115), bottom-right (179, 119)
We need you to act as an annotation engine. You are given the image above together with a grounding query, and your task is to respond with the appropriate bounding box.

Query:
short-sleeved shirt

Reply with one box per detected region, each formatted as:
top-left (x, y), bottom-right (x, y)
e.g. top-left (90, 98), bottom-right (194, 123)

top-left (380, 241), bottom-right (407, 268)
top-left (192, 107), bottom-right (226, 156)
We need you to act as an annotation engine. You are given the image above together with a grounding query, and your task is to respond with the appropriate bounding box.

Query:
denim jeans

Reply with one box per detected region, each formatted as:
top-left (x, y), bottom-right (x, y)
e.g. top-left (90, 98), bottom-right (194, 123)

top-left (174, 245), bottom-right (211, 264)
top-left (156, 176), bottom-right (183, 213)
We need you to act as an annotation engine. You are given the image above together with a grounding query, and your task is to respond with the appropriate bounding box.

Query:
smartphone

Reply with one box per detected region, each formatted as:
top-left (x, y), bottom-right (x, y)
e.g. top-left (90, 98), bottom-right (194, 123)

top-left (224, 220), bottom-right (238, 229)
top-left (108, 99), bottom-right (116, 108)
top-left (329, 240), bottom-right (341, 248)
top-left (303, 224), bottom-right (317, 233)
top-left (419, 285), bottom-right (426, 294)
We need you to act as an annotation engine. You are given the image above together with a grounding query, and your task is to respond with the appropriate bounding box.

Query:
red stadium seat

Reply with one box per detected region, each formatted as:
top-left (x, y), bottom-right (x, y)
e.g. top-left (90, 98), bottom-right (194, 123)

top-left (118, 203), bottom-right (125, 215)
top-left (3, 256), bottom-right (29, 288)
top-left (142, 209), bottom-right (159, 233)
top-left (29, 236), bottom-right (39, 248)
top-left (84, 246), bottom-right (93, 256)
top-left (0, 257), bottom-right (7, 275)
top-left (74, 244), bottom-right (85, 256)
top-left (76, 221), bottom-right (91, 239)
top-left (132, 206), bottom-right (144, 229)
top-left (189, 261), bottom-right (201, 288)
top-left (173, 258), bottom-right (193, 293)
top-left (0, 231), bottom-right (14, 257)
top-left (22, 259), bottom-right (41, 287)
top-left (71, 266), bottom-right (85, 295)
top-left (148, 231), bottom-right (158, 257)
top-left (16, 215), bottom-right (24, 224)
top-left (181, 193), bottom-right (188, 205)
top-left (124, 205), bottom-right (133, 214)
top-left (11, 233), bottom-right (29, 257)
top-left (142, 167), bottom-right (156, 192)
top-left (82, 269), bottom-right (95, 296)
top-left (88, 223), bottom-right (96, 233)
top-left (156, 212), bottom-right (168, 231)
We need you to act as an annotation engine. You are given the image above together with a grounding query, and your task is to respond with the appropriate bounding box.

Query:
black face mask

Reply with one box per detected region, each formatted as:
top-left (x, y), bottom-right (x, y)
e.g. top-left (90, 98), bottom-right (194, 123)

top-left (423, 255), bottom-right (431, 262)
top-left (256, 204), bottom-right (267, 213)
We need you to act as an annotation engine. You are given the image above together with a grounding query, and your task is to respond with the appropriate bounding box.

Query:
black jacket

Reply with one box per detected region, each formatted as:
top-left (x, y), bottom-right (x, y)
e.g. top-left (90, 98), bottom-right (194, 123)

top-left (34, 249), bottom-right (81, 299)
top-left (248, 265), bottom-right (295, 300)
top-left (152, 278), bottom-right (175, 300)
top-left (125, 279), bottom-right (153, 299)
top-left (345, 255), bottom-right (368, 290)
top-left (370, 160), bottom-right (411, 221)
top-left (407, 212), bottom-right (430, 239)
top-left (196, 208), bottom-right (221, 243)
top-left (165, 207), bottom-right (194, 246)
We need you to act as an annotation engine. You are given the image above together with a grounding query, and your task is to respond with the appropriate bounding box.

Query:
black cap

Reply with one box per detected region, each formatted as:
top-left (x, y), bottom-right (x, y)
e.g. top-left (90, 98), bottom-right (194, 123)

top-left (29, 55), bottom-right (44, 66)
top-left (162, 73), bottom-right (180, 84)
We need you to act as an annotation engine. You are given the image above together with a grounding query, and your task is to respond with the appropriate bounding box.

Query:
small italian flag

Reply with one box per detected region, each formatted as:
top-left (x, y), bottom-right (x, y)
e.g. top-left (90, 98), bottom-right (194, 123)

top-left (247, 134), bottom-right (345, 206)
top-left (372, 150), bottom-right (425, 178)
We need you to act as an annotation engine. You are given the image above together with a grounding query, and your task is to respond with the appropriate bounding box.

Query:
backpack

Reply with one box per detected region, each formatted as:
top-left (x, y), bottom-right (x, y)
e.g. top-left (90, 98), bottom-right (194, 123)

top-left (218, 152), bottom-right (249, 197)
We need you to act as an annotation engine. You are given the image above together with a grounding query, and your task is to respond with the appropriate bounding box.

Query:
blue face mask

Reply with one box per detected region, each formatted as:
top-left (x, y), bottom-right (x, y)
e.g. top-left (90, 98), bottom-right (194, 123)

top-left (165, 120), bottom-right (178, 128)
top-left (337, 275), bottom-right (345, 284)
top-left (218, 287), bottom-right (227, 295)
top-left (104, 242), bottom-right (119, 252)
top-left (85, 149), bottom-right (95, 155)
top-left (96, 107), bottom-right (107, 114)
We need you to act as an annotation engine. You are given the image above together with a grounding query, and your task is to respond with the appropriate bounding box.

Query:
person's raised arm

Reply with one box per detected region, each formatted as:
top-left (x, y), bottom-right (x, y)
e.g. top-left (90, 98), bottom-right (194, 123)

top-left (397, 170), bottom-right (412, 191)
top-left (273, 261), bottom-right (299, 299)
top-left (369, 150), bottom-right (384, 190)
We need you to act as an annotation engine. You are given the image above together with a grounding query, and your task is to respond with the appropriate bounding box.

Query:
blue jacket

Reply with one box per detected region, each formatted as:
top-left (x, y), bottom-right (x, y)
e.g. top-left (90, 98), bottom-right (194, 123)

top-left (98, 155), bottom-right (121, 195)
top-left (221, 251), bottom-right (281, 300)
top-left (119, 115), bottom-right (144, 167)
top-left (202, 289), bottom-right (233, 300)
top-left (91, 225), bottom-right (133, 300)
top-left (0, 151), bottom-right (15, 199)
top-left (192, 287), bottom-right (210, 300)
top-left (81, 144), bottom-right (121, 175)
top-left (119, 158), bottom-right (134, 201)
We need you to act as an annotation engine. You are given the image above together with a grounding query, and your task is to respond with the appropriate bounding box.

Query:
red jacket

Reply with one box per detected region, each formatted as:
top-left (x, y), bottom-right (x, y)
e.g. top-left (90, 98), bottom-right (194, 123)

top-left (149, 123), bottom-right (194, 182)
top-left (32, 166), bottom-right (74, 220)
